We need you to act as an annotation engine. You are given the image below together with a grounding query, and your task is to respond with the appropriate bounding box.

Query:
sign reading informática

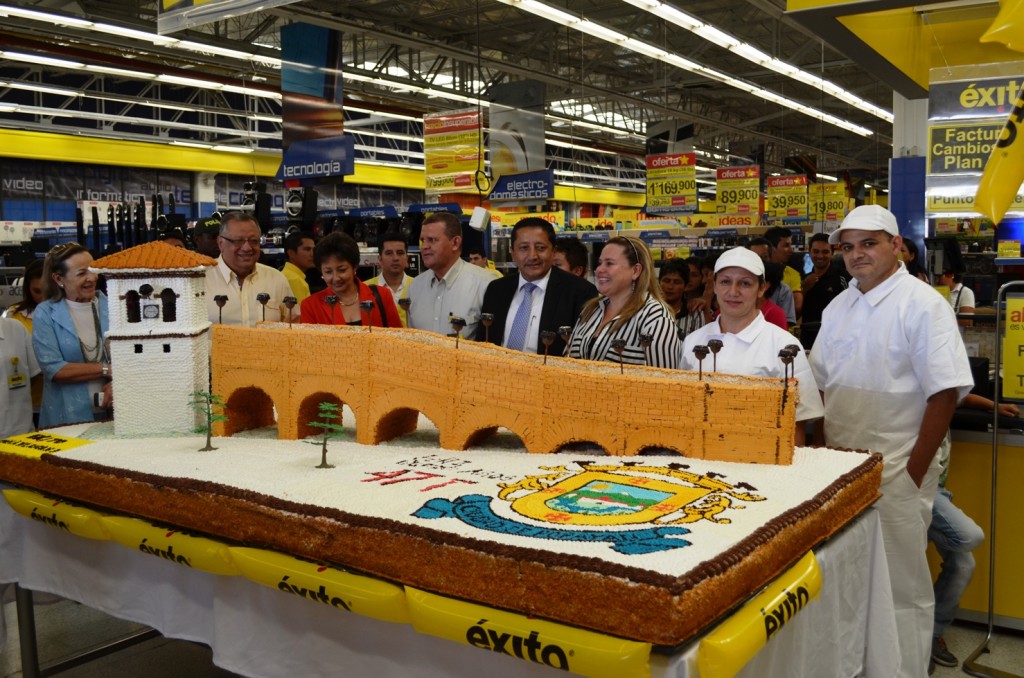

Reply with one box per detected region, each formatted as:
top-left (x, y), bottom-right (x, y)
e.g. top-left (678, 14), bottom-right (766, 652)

top-left (488, 169), bottom-right (554, 202)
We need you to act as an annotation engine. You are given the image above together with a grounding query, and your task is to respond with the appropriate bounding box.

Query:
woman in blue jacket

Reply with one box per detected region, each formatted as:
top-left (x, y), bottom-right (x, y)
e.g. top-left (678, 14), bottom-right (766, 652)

top-left (32, 243), bottom-right (111, 428)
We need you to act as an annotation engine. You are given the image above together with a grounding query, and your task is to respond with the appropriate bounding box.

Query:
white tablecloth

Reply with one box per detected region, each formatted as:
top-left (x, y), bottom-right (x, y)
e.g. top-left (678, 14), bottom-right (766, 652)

top-left (0, 500), bottom-right (897, 677)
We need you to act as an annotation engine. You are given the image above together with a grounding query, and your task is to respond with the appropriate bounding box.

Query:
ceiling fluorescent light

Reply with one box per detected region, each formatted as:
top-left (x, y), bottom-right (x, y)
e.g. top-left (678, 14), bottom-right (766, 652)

top-left (157, 74), bottom-right (223, 88)
top-left (579, 21), bottom-right (628, 42)
top-left (89, 65), bottom-right (157, 79)
top-left (0, 81), bottom-right (80, 96)
top-left (511, 0), bottom-right (580, 25)
top-left (170, 140), bottom-right (213, 149)
top-left (0, 51), bottom-right (84, 69)
top-left (0, 5), bottom-right (93, 28)
top-left (211, 145), bottom-right (254, 153)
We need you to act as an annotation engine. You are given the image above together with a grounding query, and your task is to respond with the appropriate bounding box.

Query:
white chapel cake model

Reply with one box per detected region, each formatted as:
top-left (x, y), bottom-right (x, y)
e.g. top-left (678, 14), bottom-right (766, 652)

top-left (91, 242), bottom-right (217, 437)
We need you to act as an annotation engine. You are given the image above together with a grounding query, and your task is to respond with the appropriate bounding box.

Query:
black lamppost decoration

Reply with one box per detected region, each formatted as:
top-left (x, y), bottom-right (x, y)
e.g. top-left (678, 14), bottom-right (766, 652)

top-left (283, 296), bottom-right (297, 328)
top-left (480, 313), bottom-right (495, 343)
top-left (450, 316), bottom-right (466, 348)
top-left (540, 330), bottom-right (556, 364)
top-left (611, 338), bottom-right (627, 374)
top-left (778, 348), bottom-right (796, 384)
top-left (214, 295), bottom-right (228, 324)
top-left (707, 339), bottom-right (724, 372)
top-left (639, 333), bottom-right (653, 366)
top-left (325, 295), bottom-right (338, 326)
top-left (360, 300), bottom-right (375, 332)
top-left (693, 344), bottom-right (710, 380)
top-left (558, 326), bottom-right (572, 354)
top-left (256, 293), bottom-right (270, 322)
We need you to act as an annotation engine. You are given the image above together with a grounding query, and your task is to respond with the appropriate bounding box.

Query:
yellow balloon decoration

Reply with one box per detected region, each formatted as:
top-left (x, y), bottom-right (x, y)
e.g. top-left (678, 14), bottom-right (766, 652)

top-left (975, 83), bottom-right (1024, 225)
top-left (980, 0), bottom-right (1024, 53)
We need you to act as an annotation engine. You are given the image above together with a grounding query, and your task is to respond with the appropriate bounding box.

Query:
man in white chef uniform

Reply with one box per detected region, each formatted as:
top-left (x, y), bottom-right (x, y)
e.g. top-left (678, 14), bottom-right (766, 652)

top-left (810, 205), bottom-right (973, 677)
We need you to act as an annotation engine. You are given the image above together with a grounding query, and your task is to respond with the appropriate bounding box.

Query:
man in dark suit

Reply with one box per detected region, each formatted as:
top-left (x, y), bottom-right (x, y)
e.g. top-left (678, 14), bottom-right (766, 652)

top-left (476, 218), bottom-right (596, 355)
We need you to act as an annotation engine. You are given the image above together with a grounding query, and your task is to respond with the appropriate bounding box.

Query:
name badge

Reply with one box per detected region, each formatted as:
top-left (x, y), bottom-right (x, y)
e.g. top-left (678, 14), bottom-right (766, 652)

top-left (8, 357), bottom-right (26, 390)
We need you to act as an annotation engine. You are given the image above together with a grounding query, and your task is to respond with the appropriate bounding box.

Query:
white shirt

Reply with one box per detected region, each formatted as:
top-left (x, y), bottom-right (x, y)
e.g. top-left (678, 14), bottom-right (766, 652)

top-left (681, 313), bottom-right (823, 422)
top-left (502, 270), bottom-right (551, 354)
top-left (949, 282), bottom-right (975, 313)
top-left (407, 258), bottom-right (493, 338)
top-left (205, 258), bottom-right (297, 328)
top-left (0, 317), bottom-right (41, 438)
top-left (809, 264), bottom-right (973, 484)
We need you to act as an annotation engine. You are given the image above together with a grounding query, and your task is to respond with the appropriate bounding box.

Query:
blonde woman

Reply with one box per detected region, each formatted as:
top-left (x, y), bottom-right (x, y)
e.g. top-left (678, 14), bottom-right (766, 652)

top-left (566, 236), bottom-right (678, 368)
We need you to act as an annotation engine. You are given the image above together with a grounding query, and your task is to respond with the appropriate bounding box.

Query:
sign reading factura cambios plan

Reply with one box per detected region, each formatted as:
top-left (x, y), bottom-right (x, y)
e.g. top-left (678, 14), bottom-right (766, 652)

top-left (645, 153), bottom-right (697, 213)
top-left (716, 166), bottom-right (760, 216)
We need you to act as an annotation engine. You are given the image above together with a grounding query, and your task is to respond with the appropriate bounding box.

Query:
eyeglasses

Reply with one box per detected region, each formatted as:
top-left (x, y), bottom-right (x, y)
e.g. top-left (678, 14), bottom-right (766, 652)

top-left (219, 236), bottom-right (262, 248)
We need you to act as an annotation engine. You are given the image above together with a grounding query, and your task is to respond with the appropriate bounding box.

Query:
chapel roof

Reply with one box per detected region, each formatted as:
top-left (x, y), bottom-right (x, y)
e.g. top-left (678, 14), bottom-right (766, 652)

top-left (91, 241), bottom-right (217, 271)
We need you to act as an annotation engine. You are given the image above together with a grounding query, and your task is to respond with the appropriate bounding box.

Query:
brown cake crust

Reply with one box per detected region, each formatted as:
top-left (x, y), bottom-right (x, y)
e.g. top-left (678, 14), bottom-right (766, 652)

top-left (0, 449), bottom-right (881, 646)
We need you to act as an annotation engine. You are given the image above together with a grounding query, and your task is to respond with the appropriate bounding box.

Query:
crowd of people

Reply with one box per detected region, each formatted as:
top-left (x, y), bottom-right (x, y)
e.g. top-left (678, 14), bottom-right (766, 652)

top-left (0, 204), bottom-right (994, 675)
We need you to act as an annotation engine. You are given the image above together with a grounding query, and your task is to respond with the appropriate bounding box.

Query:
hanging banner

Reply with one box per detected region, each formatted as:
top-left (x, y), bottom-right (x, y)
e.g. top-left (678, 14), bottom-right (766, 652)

top-left (766, 175), bottom-right (808, 219)
top-left (491, 210), bottom-right (566, 230)
top-left (488, 169), bottom-right (555, 203)
top-left (975, 82), bottom-right (1024, 225)
top-left (715, 166), bottom-right (760, 216)
top-left (488, 80), bottom-right (546, 181)
top-left (274, 23), bottom-right (354, 183)
top-left (645, 153), bottom-right (697, 213)
top-left (809, 183), bottom-right (851, 222)
top-left (423, 109), bottom-right (482, 193)
top-left (158, 0), bottom-right (302, 34)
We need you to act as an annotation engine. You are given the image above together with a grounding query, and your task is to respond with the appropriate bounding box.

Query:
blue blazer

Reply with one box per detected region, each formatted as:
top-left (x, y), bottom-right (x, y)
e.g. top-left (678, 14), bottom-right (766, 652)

top-left (33, 293), bottom-right (110, 428)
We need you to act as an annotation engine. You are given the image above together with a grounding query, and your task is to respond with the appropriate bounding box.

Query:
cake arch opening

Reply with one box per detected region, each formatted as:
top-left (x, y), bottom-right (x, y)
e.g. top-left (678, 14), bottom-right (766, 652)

top-left (222, 386), bottom-right (276, 437)
top-left (296, 392), bottom-right (349, 440)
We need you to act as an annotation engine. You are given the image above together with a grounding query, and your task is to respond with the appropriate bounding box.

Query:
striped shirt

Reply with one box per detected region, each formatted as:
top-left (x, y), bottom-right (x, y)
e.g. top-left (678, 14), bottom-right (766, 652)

top-left (566, 294), bottom-right (679, 368)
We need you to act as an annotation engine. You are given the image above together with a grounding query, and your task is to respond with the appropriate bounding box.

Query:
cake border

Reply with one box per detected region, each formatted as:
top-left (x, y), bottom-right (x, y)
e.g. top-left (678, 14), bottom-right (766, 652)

top-left (0, 448), bottom-right (882, 646)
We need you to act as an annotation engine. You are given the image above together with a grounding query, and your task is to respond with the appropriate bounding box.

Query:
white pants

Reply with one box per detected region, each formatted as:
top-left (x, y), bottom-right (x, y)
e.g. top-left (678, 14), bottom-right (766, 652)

top-left (876, 463), bottom-right (940, 678)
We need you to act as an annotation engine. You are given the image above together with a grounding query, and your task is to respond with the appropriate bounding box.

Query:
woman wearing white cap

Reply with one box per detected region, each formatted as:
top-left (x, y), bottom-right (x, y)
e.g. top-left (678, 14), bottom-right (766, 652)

top-left (679, 246), bottom-right (823, 443)
top-left (566, 236), bottom-right (679, 368)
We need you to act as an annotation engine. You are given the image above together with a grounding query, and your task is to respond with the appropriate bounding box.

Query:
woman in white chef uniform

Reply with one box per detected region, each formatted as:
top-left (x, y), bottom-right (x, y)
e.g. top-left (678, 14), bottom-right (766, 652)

top-left (679, 247), bottom-right (823, 444)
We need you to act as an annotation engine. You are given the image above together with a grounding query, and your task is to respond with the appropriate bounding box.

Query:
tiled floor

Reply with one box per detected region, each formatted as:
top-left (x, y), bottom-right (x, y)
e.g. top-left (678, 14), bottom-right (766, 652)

top-left (3, 595), bottom-right (1024, 677)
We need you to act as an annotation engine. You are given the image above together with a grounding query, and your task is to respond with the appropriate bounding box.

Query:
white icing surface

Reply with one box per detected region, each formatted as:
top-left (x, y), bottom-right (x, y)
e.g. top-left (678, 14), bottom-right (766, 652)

top-left (51, 417), bottom-right (873, 577)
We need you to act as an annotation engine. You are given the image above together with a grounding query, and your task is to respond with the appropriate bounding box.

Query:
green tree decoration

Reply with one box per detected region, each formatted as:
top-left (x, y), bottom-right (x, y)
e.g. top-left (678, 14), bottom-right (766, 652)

top-left (307, 401), bottom-right (344, 468)
top-left (191, 390), bottom-right (228, 452)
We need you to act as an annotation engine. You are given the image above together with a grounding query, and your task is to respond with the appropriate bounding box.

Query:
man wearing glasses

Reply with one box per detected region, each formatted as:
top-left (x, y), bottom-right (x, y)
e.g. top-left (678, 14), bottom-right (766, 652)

top-left (204, 212), bottom-right (296, 327)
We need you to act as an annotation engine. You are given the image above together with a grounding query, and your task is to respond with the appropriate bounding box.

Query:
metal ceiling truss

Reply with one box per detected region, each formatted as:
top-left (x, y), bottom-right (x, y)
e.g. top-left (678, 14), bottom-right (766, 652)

top-left (0, 0), bottom-right (893, 190)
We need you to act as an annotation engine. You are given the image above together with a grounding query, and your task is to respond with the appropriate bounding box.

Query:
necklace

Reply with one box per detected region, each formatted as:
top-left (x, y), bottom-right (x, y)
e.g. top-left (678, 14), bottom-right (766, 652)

top-left (339, 295), bottom-right (359, 306)
top-left (77, 299), bottom-right (104, 363)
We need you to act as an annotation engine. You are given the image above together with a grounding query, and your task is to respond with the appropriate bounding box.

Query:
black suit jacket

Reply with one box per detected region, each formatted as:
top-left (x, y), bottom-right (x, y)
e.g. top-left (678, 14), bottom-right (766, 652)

top-left (476, 266), bottom-right (598, 355)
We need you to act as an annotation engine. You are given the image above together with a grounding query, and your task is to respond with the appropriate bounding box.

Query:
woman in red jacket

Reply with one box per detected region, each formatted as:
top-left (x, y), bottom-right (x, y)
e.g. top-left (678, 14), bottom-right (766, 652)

top-left (300, 231), bottom-right (401, 328)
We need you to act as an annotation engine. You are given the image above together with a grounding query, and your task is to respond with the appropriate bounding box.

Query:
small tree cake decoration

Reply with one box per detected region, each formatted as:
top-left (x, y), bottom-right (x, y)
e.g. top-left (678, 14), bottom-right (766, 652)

top-left (307, 401), bottom-right (345, 469)
top-left (191, 390), bottom-right (228, 451)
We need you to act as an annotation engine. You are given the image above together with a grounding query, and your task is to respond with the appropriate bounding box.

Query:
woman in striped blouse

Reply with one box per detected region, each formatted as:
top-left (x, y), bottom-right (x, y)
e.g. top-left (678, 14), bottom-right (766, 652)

top-left (566, 236), bottom-right (679, 368)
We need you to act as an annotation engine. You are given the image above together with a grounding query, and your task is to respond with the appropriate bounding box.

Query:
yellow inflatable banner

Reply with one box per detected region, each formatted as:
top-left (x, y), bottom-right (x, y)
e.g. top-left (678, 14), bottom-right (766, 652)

top-left (2, 489), bottom-right (111, 541)
top-left (102, 516), bottom-right (240, 576)
top-left (975, 81), bottom-right (1024, 226)
top-left (981, 0), bottom-right (1024, 53)
top-left (697, 550), bottom-right (822, 678)
top-left (0, 431), bottom-right (92, 459)
top-left (230, 547), bottom-right (410, 624)
top-left (406, 587), bottom-right (651, 678)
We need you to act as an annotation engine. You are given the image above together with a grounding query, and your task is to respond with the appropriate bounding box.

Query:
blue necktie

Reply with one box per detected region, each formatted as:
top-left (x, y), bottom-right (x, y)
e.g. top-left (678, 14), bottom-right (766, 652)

top-left (506, 282), bottom-right (537, 351)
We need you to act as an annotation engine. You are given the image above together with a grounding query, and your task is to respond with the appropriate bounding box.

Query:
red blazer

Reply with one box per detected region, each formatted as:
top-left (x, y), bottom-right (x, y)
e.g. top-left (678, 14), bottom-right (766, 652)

top-left (300, 279), bottom-right (401, 327)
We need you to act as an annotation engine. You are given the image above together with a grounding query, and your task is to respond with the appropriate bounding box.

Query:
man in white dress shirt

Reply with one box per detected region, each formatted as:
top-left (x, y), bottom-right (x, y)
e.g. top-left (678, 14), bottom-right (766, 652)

top-left (364, 234), bottom-right (413, 326)
top-left (406, 212), bottom-right (493, 338)
top-left (810, 205), bottom-right (973, 677)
